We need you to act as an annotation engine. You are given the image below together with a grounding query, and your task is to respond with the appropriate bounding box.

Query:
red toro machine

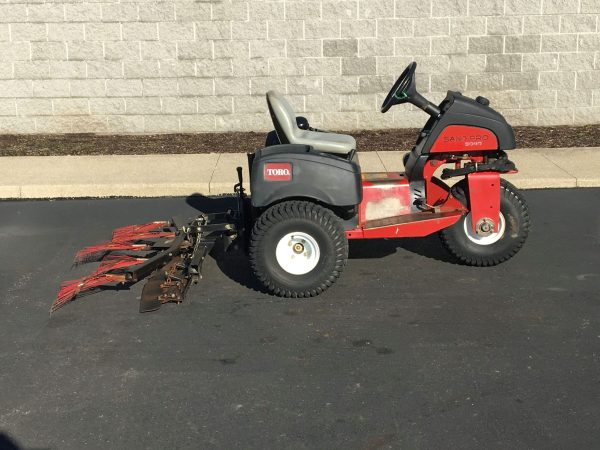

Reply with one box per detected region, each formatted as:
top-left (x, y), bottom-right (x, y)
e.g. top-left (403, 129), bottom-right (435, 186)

top-left (54, 62), bottom-right (530, 313)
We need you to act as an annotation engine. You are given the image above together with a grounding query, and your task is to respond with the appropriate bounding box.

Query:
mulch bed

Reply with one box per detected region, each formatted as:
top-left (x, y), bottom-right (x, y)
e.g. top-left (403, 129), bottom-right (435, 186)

top-left (0, 125), bottom-right (597, 157)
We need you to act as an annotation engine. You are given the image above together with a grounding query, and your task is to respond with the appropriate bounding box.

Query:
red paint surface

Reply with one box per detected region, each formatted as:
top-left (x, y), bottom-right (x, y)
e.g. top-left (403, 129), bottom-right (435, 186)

top-left (467, 172), bottom-right (501, 232)
top-left (263, 163), bottom-right (292, 181)
top-left (358, 172), bottom-right (411, 226)
top-left (431, 125), bottom-right (498, 153)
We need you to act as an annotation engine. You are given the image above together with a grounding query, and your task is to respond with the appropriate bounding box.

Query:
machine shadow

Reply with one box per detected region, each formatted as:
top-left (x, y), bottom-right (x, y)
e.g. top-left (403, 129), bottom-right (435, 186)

top-left (185, 193), bottom-right (237, 214)
top-left (349, 234), bottom-right (456, 263)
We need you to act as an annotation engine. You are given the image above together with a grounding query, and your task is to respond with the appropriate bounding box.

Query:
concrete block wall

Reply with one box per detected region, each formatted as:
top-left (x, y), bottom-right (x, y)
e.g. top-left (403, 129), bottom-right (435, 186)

top-left (0, 0), bottom-right (599, 134)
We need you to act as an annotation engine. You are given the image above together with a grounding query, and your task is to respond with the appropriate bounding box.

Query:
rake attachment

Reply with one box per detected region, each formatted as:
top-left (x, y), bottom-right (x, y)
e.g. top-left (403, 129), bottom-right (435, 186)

top-left (53, 211), bottom-right (239, 313)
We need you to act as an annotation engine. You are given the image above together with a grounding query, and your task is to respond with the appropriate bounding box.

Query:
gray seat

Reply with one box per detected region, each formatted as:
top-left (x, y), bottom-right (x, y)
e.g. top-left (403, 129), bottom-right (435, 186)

top-left (266, 90), bottom-right (356, 155)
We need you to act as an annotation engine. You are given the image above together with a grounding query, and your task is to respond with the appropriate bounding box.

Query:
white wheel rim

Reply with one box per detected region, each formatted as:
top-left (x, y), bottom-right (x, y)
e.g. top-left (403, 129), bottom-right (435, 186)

top-left (275, 232), bottom-right (320, 275)
top-left (463, 212), bottom-right (506, 246)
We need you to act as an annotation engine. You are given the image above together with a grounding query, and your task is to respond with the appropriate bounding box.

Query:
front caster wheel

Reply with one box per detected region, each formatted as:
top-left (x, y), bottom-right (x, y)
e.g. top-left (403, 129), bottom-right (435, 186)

top-left (249, 201), bottom-right (348, 297)
top-left (440, 179), bottom-right (530, 266)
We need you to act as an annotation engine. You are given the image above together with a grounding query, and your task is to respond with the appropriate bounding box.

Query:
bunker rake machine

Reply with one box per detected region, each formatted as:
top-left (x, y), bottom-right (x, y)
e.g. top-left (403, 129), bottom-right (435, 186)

top-left (53, 62), bottom-right (530, 313)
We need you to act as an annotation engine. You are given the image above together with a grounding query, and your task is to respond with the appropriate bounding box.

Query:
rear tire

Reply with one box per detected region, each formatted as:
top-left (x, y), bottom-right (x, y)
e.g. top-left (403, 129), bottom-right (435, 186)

top-left (440, 179), bottom-right (530, 266)
top-left (249, 201), bottom-right (348, 297)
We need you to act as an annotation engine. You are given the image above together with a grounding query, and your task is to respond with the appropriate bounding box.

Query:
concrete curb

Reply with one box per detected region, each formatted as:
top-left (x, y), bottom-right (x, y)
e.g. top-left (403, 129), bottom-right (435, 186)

top-left (0, 148), bottom-right (598, 199)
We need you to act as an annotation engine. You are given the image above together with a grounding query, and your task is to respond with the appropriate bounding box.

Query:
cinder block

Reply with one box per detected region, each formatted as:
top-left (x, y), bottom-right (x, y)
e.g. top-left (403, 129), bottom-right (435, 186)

top-left (139, 2), bottom-right (175, 22)
top-left (233, 96), bottom-right (267, 114)
top-left (450, 17), bottom-right (486, 35)
top-left (431, 0), bottom-right (468, 17)
top-left (268, 58), bottom-right (305, 76)
top-left (573, 107), bottom-right (600, 124)
top-left (87, 61), bottom-right (123, 78)
top-left (102, 3), bottom-right (138, 22)
top-left (122, 23), bottom-right (158, 41)
top-left (287, 40), bottom-right (322, 58)
top-left (468, 36), bottom-right (503, 54)
top-left (323, 76), bottom-right (359, 94)
top-left (500, 109), bottom-right (538, 125)
top-left (576, 71), bottom-right (600, 90)
top-left (198, 96), bottom-right (233, 114)
top-left (177, 41), bottom-right (213, 60)
top-left (197, 59), bottom-right (233, 77)
top-left (358, 75), bottom-right (395, 94)
top-left (341, 20), bottom-right (376, 38)
top-left (539, 71), bottom-right (576, 90)
top-left (394, 37), bottom-right (431, 56)
top-left (0, 42), bottom-right (31, 61)
top-left (432, 36), bottom-right (467, 55)
top-left (340, 94), bottom-right (376, 111)
top-left (376, 56), bottom-right (413, 75)
top-left (543, 0), bottom-right (579, 14)
top-left (232, 21), bottom-right (266, 40)
top-left (321, 112), bottom-right (357, 130)
top-left (232, 58), bottom-right (267, 77)
top-left (215, 113), bottom-right (270, 132)
top-left (285, 1), bottom-right (321, 20)
top-left (304, 57), bottom-right (341, 76)
top-left (359, 0), bottom-right (394, 19)
top-left (306, 94), bottom-right (340, 111)
top-left (486, 17), bottom-right (523, 35)
top-left (106, 79), bottom-right (143, 97)
top-left (448, 54), bottom-right (486, 73)
top-left (559, 53), bottom-right (595, 71)
top-left (541, 34), bottom-right (577, 52)
top-left (159, 61), bottom-right (195, 78)
top-left (215, 78), bottom-right (249, 95)
top-left (159, 22), bottom-right (194, 41)
top-left (104, 42), bottom-right (141, 61)
top-left (85, 23), bottom-right (122, 41)
top-left (431, 73), bottom-right (467, 91)
top-left (11, 23), bottom-right (47, 41)
top-left (141, 42), bottom-right (176, 60)
top-left (70, 116), bottom-right (109, 133)
top-left (577, 34), bottom-right (600, 52)
top-left (251, 76), bottom-right (286, 96)
top-left (0, 63), bottom-right (12, 79)
top-left (250, 2), bottom-right (284, 20)
top-left (267, 20), bottom-right (304, 40)
top-left (467, 73), bottom-right (503, 91)
top-left (124, 61), bottom-right (160, 79)
top-left (53, 98), bottom-right (89, 116)
top-left (537, 107), bottom-right (573, 125)
top-left (469, 0), bottom-right (504, 16)
top-left (31, 42), bottom-right (66, 61)
top-left (17, 98), bottom-right (53, 116)
top-left (126, 97), bottom-right (162, 114)
top-left (174, 2), bottom-right (211, 21)
top-left (580, 0), bottom-right (600, 12)
top-left (27, 4), bottom-right (65, 22)
top-left (106, 115), bottom-right (145, 133)
top-left (561, 14), bottom-right (596, 33)
top-left (377, 19), bottom-right (413, 38)
top-left (505, 35), bottom-right (541, 53)
top-left (32, 80), bottom-right (69, 98)
top-left (323, 1), bottom-right (358, 19)
top-left (48, 61), bottom-right (86, 79)
top-left (179, 114), bottom-right (216, 132)
top-left (142, 78), bottom-right (178, 96)
top-left (305, 20), bottom-right (340, 39)
top-left (359, 38), bottom-right (393, 57)
top-left (65, 4), bottom-right (102, 22)
top-left (195, 21), bottom-right (232, 40)
top-left (287, 76), bottom-right (322, 94)
top-left (0, 25), bottom-right (8, 42)
top-left (0, 117), bottom-right (36, 133)
top-left (393, 0), bottom-right (432, 17)
top-left (502, 72), bottom-right (539, 90)
top-left (522, 53), bottom-right (558, 71)
top-left (323, 39), bottom-right (358, 57)
top-left (0, 99), bottom-right (16, 116)
top-left (486, 54), bottom-right (522, 72)
top-left (0, 4), bottom-right (27, 23)
top-left (67, 42), bottom-right (104, 61)
top-left (214, 41), bottom-right (248, 59)
top-left (162, 97), bottom-right (197, 114)
top-left (414, 18), bottom-right (449, 37)
top-left (71, 80), bottom-right (107, 98)
top-left (505, 0), bottom-right (542, 14)
top-left (250, 40), bottom-right (286, 59)
top-left (342, 57), bottom-right (376, 75)
top-left (520, 90), bottom-right (557, 108)
top-left (89, 98), bottom-right (125, 115)
top-left (523, 15), bottom-right (560, 34)
top-left (213, 0), bottom-right (248, 21)
top-left (35, 117), bottom-right (73, 133)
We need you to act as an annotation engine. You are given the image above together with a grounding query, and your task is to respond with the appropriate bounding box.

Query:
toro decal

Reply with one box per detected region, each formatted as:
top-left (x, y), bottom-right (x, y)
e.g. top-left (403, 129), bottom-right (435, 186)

top-left (431, 125), bottom-right (498, 152)
top-left (264, 163), bottom-right (292, 181)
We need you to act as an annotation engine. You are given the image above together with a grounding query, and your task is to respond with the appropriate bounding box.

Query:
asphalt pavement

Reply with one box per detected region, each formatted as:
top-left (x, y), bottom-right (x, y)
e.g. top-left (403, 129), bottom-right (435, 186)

top-left (0, 188), bottom-right (599, 450)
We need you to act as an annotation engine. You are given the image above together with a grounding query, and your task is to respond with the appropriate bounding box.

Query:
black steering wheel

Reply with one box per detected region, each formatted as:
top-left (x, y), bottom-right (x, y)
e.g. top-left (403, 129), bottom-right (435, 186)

top-left (381, 62), bottom-right (417, 113)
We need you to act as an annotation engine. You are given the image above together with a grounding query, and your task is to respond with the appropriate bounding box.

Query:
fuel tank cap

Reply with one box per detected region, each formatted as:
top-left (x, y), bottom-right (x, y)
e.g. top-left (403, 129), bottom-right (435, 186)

top-left (476, 96), bottom-right (490, 106)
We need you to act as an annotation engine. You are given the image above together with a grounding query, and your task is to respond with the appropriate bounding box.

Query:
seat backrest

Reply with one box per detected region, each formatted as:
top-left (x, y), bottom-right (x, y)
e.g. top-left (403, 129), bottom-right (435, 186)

top-left (266, 90), bottom-right (298, 145)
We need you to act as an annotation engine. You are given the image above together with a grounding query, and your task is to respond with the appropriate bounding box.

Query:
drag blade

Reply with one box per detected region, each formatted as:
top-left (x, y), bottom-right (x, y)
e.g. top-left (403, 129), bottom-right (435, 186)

top-left (139, 256), bottom-right (191, 313)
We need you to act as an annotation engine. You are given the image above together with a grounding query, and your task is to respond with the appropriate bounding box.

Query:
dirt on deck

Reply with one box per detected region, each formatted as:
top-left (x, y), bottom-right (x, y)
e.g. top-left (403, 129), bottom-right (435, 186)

top-left (0, 125), bottom-right (597, 157)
